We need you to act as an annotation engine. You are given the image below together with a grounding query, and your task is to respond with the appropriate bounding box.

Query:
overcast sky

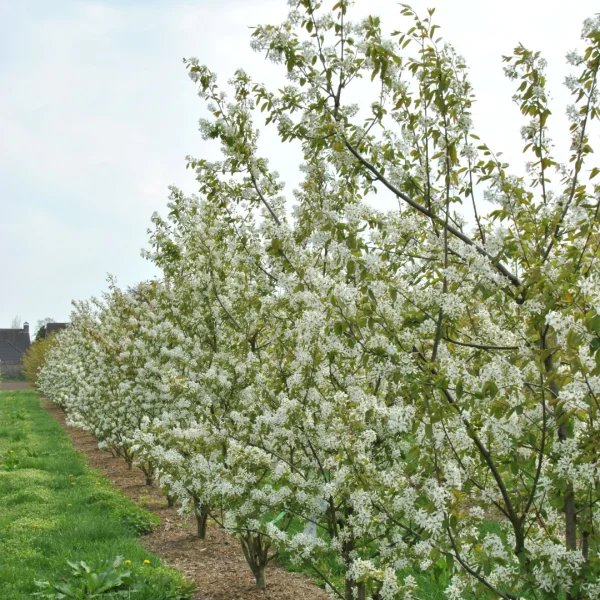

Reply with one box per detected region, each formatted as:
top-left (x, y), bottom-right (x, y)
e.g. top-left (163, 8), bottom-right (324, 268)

top-left (0, 0), bottom-right (597, 333)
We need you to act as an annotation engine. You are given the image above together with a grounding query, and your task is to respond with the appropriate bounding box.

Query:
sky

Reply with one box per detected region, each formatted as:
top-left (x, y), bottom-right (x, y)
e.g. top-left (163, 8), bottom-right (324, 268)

top-left (0, 0), bottom-right (597, 334)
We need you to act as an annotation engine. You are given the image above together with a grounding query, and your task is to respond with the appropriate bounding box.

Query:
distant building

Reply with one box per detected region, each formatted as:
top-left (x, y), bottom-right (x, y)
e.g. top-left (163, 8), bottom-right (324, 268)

top-left (45, 323), bottom-right (69, 337)
top-left (0, 322), bottom-right (31, 377)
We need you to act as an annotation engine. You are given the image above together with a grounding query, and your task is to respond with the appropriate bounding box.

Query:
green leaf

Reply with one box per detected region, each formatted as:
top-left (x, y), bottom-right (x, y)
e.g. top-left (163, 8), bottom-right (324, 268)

top-left (455, 380), bottom-right (463, 399)
top-left (347, 260), bottom-right (356, 275)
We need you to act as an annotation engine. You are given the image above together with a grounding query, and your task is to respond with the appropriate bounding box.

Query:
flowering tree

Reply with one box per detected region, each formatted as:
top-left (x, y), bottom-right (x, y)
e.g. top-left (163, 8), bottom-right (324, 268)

top-left (39, 283), bottom-right (166, 480)
top-left (136, 188), bottom-right (294, 587)
top-left (41, 2), bottom-right (600, 599)
top-left (184, 2), bottom-right (600, 598)
top-left (39, 303), bottom-right (94, 420)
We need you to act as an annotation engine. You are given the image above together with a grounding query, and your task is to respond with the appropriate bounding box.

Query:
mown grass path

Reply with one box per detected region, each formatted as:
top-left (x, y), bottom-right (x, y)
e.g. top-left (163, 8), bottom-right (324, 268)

top-left (0, 390), bottom-right (187, 599)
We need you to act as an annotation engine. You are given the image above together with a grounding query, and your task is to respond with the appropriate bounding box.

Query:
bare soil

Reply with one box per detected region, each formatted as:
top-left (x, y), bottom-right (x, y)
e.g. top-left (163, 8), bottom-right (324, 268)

top-left (0, 381), bottom-right (31, 390)
top-left (42, 399), bottom-right (328, 600)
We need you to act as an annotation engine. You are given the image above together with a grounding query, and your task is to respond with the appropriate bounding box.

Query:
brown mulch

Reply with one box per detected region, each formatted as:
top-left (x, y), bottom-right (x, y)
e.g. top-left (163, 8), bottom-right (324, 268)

top-left (0, 381), bottom-right (31, 390)
top-left (41, 399), bottom-right (328, 600)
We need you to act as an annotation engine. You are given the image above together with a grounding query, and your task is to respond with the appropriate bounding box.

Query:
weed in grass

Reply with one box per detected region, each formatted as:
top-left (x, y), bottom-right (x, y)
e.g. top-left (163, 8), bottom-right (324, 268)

top-left (34, 556), bottom-right (135, 598)
top-left (116, 506), bottom-right (160, 536)
top-left (137, 492), bottom-right (165, 510)
top-left (0, 449), bottom-right (20, 470)
top-left (34, 556), bottom-right (195, 599)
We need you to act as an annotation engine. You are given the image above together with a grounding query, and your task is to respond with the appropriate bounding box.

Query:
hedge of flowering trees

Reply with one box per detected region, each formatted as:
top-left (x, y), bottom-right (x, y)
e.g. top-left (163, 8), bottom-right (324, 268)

top-left (39, 2), bottom-right (600, 599)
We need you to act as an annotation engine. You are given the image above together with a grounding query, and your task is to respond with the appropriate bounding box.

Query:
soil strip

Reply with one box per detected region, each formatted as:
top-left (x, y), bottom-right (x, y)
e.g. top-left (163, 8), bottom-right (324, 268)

top-left (0, 381), bottom-right (31, 391)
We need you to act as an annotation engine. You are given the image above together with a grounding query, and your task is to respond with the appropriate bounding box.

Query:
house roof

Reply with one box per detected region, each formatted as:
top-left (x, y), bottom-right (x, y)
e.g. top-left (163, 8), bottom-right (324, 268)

top-left (0, 340), bottom-right (24, 362)
top-left (0, 329), bottom-right (31, 353)
top-left (46, 323), bottom-right (69, 336)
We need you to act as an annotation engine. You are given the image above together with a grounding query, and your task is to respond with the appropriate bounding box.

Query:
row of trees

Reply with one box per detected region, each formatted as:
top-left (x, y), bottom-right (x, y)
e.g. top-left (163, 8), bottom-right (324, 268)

top-left (39, 2), bottom-right (600, 599)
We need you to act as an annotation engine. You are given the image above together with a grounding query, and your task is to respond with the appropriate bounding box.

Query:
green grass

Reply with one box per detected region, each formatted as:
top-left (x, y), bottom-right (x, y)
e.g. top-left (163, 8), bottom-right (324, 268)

top-left (0, 373), bottom-right (27, 381)
top-left (0, 390), bottom-right (191, 599)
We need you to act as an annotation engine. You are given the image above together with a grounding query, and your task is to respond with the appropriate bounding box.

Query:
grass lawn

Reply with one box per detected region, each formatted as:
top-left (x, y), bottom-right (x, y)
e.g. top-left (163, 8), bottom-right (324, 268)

top-left (0, 374), bottom-right (27, 381)
top-left (0, 390), bottom-right (192, 599)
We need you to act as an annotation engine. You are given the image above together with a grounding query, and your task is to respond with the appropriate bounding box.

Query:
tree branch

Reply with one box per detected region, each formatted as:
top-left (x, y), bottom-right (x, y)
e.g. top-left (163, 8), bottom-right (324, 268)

top-left (342, 136), bottom-right (522, 287)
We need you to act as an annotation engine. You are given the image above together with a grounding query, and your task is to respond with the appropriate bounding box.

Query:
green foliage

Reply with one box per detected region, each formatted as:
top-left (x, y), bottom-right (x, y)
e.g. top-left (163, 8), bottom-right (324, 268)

top-left (23, 335), bottom-right (57, 387)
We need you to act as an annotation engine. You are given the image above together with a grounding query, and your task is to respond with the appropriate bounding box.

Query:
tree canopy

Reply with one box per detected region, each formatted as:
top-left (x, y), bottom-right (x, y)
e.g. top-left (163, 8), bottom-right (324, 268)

top-left (40, 3), bottom-right (600, 599)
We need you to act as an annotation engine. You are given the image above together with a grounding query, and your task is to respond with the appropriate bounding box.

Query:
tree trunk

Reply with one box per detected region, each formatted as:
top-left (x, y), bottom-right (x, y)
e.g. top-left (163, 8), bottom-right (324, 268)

top-left (582, 529), bottom-right (590, 562)
top-left (240, 533), bottom-right (270, 591)
top-left (357, 582), bottom-right (366, 600)
top-left (545, 333), bottom-right (578, 600)
top-left (196, 510), bottom-right (208, 539)
top-left (559, 427), bottom-right (577, 552)
top-left (254, 565), bottom-right (266, 590)
top-left (561, 419), bottom-right (578, 600)
top-left (343, 533), bottom-right (355, 600)
top-left (344, 578), bottom-right (365, 600)
top-left (167, 492), bottom-right (176, 508)
top-left (344, 577), bottom-right (354, 600)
